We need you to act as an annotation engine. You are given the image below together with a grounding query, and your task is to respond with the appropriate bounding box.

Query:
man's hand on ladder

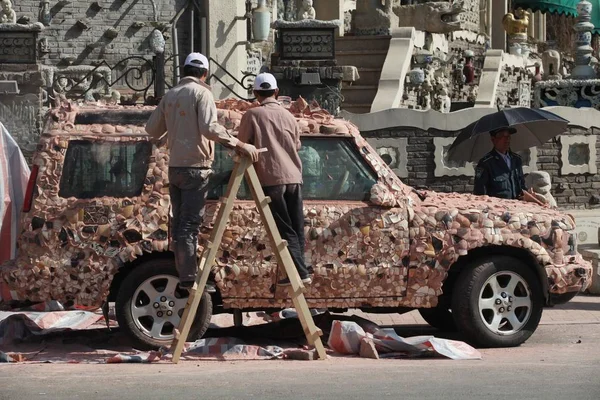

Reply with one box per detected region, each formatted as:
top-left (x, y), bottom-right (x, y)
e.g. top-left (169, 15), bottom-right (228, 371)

top-left (236, 143), bottom-right (267, 163)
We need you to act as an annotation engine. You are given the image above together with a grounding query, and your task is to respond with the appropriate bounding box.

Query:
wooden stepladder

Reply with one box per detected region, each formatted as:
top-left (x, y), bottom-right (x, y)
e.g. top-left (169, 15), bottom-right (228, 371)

top-left (171, 155), bottom-right (327, 363)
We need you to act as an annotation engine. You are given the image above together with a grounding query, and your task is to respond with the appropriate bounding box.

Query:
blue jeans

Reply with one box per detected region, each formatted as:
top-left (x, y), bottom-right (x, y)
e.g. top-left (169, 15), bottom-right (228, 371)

top-left (169, 167), bottom-right (211, 283)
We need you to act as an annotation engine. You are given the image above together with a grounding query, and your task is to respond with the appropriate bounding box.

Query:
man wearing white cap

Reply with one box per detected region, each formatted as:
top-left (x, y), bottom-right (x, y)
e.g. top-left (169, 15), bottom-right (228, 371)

top-left (237, 73), bottom-right (311, 286)
top-left (146, 52), bottom-right (260, 289)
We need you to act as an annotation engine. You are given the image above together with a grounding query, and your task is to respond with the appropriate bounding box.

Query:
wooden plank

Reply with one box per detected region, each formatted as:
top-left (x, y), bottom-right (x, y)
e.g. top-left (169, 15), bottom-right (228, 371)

top-left (171, 157), bottom-right (250, 363)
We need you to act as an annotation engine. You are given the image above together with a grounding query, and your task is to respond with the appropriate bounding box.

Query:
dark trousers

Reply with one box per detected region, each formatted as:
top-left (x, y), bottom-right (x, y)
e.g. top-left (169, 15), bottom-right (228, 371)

top-left (262, 184), bottom-right (310, 279)
top-left (169, 167), bottom-right (211, 283)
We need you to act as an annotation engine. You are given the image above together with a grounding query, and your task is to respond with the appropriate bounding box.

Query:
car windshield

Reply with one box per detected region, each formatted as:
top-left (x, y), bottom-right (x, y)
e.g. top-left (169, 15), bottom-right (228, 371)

top-left (207, 137), bottom-right (378, 201)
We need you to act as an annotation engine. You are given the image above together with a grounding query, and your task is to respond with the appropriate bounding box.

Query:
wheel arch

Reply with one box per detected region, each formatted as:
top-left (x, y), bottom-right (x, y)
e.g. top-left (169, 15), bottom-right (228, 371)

top-left (107, 251), bottom-right (175, 302)
top-left (444, 245), bottom-right (550, 303)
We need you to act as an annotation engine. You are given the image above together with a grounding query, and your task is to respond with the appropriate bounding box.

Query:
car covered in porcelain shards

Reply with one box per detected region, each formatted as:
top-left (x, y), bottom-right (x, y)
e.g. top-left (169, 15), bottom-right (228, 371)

top-left (0, 98), bottom-right (592, 350)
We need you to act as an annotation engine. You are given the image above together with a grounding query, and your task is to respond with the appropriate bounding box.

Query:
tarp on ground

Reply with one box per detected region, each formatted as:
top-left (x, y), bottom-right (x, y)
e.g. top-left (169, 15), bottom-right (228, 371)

top-left (0, 122), bottom-right (30, 302)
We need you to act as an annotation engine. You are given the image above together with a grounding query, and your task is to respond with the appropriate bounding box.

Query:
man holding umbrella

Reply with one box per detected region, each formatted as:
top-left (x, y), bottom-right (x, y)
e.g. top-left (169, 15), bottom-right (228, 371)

top-left (473, 127), bottom-right (531, 201)
top-left (446, 107), bottom-right (569, 205)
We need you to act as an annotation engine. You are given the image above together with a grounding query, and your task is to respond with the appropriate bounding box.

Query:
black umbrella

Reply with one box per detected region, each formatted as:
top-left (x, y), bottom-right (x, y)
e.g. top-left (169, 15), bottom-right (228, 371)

top-left (446, 107), bottom-right (569, 162)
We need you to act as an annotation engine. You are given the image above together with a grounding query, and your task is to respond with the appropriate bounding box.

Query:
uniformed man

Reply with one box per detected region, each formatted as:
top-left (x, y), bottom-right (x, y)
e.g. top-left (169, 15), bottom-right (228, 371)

top-left (473, 127), bottom-right (535, 202)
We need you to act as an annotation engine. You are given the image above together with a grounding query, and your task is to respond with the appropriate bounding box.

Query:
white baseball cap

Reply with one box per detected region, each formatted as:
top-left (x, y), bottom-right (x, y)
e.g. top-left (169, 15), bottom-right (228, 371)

top-left (254, 73), bottom-right (278, 91)
top-left (184, 52), bottom-right (209, 71)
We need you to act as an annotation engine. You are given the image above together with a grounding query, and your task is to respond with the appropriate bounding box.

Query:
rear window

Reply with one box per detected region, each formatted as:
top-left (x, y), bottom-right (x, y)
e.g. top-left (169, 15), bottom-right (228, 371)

top-left (59, 140), bottom-right (152, 199)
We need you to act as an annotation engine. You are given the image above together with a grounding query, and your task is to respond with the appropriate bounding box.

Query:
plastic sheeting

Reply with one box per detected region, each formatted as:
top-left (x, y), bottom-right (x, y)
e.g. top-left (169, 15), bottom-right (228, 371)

top-left (0, 122), bottom-right (30, 302)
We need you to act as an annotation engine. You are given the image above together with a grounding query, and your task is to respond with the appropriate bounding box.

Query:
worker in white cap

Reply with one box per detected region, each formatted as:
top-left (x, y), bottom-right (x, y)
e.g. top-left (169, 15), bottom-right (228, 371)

top-left (237, 73), bottom-right (311, 286)
top-left (146, 53), bottom-right (260, 289)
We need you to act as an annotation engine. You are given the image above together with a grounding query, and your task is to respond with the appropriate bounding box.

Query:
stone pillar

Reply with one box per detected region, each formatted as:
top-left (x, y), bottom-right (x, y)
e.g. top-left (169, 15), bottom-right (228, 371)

top-left (491, 0), bottom-right (507, 51)
top-left (313, 0), bottom-right (344, 36)
top-left (572, 0), bottom-right (596, 79)
top-left (535, 11), bottom-right (546, 41)
top-left (527, 9), bottom-right (535, 38)
top-left (486, 0), bottom-right (493, 39)
top-left (207, 0), bottom-right (249, 99)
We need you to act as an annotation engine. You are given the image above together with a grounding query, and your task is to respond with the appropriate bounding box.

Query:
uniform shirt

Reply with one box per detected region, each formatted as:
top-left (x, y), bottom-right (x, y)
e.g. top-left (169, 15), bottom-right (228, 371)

top-left (473, 150), bottom-right (528, 200)
top-left (237, 97), bottom-right (303, 187)
top-left (145, 77), bottom-right (239, 168)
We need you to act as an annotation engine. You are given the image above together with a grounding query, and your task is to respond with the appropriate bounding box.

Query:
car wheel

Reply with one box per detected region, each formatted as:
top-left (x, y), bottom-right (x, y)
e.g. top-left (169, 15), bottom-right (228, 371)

top-left (116, 259), bottom-right (212, 350)
top-left (451, 255), bottom-right (543, 348)
top-left (418, 303), bottom-right (457, 331)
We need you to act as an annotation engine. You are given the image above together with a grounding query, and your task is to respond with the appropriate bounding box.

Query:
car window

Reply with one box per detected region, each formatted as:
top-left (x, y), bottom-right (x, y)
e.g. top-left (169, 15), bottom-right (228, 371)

top-left (207, 138), bottom-right (377, 201)
top-left (59, 140), bottom-right (152, 199)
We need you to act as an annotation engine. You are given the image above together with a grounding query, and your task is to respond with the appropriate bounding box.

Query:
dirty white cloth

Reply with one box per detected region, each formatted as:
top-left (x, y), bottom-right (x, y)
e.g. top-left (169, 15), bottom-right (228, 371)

top-left (0, 122), bottom-right (30, 263)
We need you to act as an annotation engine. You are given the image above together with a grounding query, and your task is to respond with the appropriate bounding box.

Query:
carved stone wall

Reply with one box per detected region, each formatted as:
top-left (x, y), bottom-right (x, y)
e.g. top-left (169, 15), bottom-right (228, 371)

top-left (362, 126), bottom-right (600, 209)
top-left (534, 79), bottom-right (600, 109)
top-left (0, 94), bottom-right (40, 160)
top-left (459, 0), bottom-right (480, 33)
top-left (12, 1), bottom-right (185, 67)
top-left (496, 65), bottom-right (531, 108)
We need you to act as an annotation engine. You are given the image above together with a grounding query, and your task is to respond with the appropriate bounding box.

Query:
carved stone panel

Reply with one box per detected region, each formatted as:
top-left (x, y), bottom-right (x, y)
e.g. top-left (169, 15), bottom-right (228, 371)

top-left (434, 137), bottom-right (475, 177)
top-left (365, 137), bottom-right (408, 178)
top-left (0, 93), bottom-right (41, 157)
top-left (560, 135), bottom-right (597, 175)
top-left (0, 31), bottom-right (38, 64)
top-left (278, 28), bottom-right (335, 60)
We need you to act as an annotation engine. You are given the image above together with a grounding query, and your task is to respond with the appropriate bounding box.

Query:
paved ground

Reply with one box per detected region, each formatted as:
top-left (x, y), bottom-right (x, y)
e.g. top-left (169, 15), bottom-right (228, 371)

top-left (1, 295), bottom-right (598, 400)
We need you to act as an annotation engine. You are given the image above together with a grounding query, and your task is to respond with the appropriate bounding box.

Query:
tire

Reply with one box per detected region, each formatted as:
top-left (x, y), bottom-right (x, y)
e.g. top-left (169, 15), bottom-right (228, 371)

top-left (418, 303), bottom-right (457, 331)
top-left (116, 259), bottom-right (212, 350)
top-left (451, 255), bottom-right (543, 348)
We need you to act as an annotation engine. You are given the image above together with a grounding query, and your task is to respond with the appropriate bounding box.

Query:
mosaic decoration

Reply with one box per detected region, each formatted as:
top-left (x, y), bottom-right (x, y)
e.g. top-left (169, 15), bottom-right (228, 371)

top-left (0, 97), bottom-right (592, 310)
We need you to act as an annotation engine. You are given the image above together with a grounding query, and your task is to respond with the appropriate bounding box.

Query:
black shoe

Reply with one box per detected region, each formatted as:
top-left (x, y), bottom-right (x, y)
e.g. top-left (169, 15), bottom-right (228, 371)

top-left (179, 280), bottom-right (216, 292)
top-left (277, 276), bottom-right (312, 286)
top-left (179, 280), bottom-right (195, 289)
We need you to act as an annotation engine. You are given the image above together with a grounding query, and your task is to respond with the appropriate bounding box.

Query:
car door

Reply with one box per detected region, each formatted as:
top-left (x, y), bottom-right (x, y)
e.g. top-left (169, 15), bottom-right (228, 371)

top-left (271, 137), bottom-right (411, 306)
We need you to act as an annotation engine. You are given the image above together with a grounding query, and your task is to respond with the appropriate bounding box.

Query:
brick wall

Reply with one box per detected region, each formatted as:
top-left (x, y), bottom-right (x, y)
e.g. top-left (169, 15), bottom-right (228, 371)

top-left (13, 1), bottom-right (187, 67)
top-left (362, 126), bottom-right (600, 210)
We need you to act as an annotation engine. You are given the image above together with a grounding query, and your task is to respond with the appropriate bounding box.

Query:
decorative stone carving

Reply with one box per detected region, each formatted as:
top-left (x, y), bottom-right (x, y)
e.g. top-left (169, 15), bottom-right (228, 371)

top-left (0, 24), bottom-right (43, 64)
top-left (526, 171), bottom-right (557, 208)
top-left (366, 137), bottom-right (408, 178)
top-left (534, 79), bottom-right (600, 109)
top-left (393, 1), bottom-right (466, 34)
top-left (560, 134), bottom-right (597, 175)
top-left (273, 19), bottom-right (340, 60)
top-left (38, 37), bottom-right (49, 55)
top-left (149, 29), bottom-right (165, 54)
top-left (518, 81), bottom-right (531, 107)
top-left (571, 0), bottom-right (596, 80)
top-left (39, 0), bottom-right (51, 26)
top-left (297, 0), bottom-right (316, 21)
top-left (352, 0), bottom-right (398, 36)
top-left (542, 49), bottom-right (562, 80)
top-left (0, 0), bottom-right (16, 24)
top-left (502, 8), bottom-right (529, 36)
top-left (434, 137), bottom-right (475, 177)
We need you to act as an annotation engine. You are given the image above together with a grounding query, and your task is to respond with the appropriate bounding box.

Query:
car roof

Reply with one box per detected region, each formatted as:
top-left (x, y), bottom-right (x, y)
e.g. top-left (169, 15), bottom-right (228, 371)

top-left (43, 100), bottom-right (356, 139)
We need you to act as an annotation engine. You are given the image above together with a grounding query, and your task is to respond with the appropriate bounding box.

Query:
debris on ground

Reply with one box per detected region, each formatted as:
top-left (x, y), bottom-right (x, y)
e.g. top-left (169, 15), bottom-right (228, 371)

top-left (0, 306), bottom-right (481, 363)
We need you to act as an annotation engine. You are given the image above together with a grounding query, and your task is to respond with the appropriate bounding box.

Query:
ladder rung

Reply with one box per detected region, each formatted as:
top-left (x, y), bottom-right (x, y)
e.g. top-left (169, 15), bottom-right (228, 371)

top-left (219, 197), bottom-right (228, 205)
top-left (262, 196), bottom-right (272, 204)
top-left (277, 240), bottom-right (288, 250)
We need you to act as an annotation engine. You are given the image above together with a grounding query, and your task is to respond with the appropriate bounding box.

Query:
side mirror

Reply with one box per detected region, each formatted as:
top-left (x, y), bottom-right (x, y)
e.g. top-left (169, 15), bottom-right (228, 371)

top-left (369, 182), bottom-right (399, 207)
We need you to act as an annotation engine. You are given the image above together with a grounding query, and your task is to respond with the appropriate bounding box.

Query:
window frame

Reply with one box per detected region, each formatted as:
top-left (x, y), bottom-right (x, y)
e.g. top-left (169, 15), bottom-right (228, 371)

top-left (58, 139), bottom-right (152, 200)
top-left (206, 136), bottom-right (378, 202)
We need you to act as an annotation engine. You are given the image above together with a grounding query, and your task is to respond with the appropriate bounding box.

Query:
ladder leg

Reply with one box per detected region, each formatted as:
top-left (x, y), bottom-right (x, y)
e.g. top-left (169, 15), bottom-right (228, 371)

top-left (171, 158), bottom-right (251, 363)
top-left (244, 164), bottom-right (327, 360)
